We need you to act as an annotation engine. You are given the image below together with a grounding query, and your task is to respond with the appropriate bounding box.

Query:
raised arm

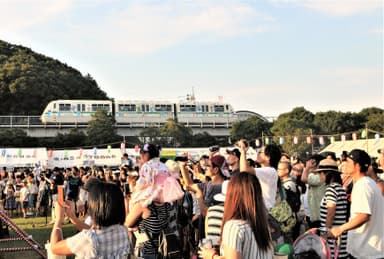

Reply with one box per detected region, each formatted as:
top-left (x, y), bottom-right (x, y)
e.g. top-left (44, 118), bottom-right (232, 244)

top-left (238, 140), bottom-right (254, 174)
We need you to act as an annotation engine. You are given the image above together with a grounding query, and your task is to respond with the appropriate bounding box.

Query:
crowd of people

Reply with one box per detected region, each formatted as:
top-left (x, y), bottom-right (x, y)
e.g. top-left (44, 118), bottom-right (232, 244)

top-left (0, 143), bottom-right (383, 258)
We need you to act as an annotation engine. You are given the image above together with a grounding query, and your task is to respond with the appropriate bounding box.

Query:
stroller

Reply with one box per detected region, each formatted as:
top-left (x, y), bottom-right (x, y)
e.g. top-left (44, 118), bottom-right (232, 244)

top-left (293, 228), bottom-right (332, 259)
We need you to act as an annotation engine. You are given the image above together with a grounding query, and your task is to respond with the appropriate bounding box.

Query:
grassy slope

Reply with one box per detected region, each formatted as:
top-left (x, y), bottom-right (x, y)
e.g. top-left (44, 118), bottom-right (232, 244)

top-left (0, 216), bottom-right (76, 259)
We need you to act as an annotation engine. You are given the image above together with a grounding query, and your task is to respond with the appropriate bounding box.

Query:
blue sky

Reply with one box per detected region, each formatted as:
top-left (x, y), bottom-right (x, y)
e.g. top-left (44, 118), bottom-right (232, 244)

top-left (1, 0), bottom-right (383, 117)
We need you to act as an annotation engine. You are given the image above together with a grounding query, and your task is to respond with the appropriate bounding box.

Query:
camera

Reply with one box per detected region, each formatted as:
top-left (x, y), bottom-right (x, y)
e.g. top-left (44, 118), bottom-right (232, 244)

top-left (236, 139), bottom-right (249, 148)
top-left (174, 156), bottom-right (188, 162)
top-left (209, 145), bottom-right (220, 153)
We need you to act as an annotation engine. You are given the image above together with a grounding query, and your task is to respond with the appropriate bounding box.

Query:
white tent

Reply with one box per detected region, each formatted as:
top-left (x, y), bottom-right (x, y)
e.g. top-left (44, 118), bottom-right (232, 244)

top-left (320, 138), bottom-right (384, 158)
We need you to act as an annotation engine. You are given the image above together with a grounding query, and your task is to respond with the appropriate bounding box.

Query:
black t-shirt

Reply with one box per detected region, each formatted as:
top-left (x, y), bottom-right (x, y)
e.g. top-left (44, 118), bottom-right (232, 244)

top-left (66, 175), bottom-right (83, 200)
top-left (50, 173), bottom-right (64, 194)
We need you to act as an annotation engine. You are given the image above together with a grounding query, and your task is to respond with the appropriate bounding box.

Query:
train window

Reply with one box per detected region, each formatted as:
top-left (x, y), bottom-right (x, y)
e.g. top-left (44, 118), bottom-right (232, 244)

top-left (155, 105), bottom-right (172, 112)
top-left (180, 105), bottom-right (196, 112)
top-left (214, 105), bottom-right (224, 112)
top-left (226, 105), bottom-right (229, 111)
top-left (53, 103), bottom-right (56, 110)
top-left (82, 104), bottom-right (85, 111)
top-left (92, 104), bottom-right (110, 112)
top-left (59, 103), bottom-right (71, 111)
top-left (141, 104), bottom-right (149, 112)
top-left (77, 104), bottom-right (81, 111)
top-left (119, 104), bottom-right (136, 112)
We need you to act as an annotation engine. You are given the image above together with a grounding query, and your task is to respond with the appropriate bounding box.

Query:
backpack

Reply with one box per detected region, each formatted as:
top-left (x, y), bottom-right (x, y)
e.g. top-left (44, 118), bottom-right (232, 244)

top-left (285, 187), bottom-right (301, 213)
top-left (269, 200), bottom-right (296, 233)
top-left (269, 183), bottom-right (296, 234)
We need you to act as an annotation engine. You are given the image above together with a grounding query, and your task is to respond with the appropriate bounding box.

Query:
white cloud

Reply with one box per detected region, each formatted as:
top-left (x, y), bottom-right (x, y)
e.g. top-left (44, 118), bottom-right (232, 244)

top-left (271, 0), bottom-right (382, 16)
top-left (0, 0), bottom-right (73, 32)
top-left (76, 1), bottom-right (276, 55)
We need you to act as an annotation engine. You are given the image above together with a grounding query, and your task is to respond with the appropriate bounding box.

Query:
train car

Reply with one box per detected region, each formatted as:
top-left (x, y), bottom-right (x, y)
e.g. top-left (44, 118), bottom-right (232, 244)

top-left (176, 101), bottom-right (236, 127)
top-left (40, 100), bottom-right (112, 124)
top-left (114, 100), bottom-right (176, 126)
top-left (40, 98), bottom-right (238, 127)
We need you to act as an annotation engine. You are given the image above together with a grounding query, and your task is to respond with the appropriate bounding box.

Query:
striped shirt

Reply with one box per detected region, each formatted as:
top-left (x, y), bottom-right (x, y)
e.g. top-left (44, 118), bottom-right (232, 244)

top-left (137, 203), bottom-right (170, 256)
top-left (320, 183), bottom-right (348, 258)
top-left (221, 219), bottom-right (273, 259)
top-left (205, 203), bottom-right (224, 243)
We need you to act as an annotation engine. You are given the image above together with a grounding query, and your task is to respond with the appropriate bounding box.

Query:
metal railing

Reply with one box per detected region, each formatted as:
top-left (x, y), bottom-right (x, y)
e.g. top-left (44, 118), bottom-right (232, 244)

top-left (0, 116), bottom-right (234, 129)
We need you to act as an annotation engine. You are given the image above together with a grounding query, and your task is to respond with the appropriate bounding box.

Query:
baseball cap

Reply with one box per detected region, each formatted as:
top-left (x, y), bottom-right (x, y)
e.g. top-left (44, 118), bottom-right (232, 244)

top-left (347, 149), bottom-right (371, 169)
top-left (226, 148), bottom-right (240, 159)
top-left (210, 155), bottom-right (226, 168)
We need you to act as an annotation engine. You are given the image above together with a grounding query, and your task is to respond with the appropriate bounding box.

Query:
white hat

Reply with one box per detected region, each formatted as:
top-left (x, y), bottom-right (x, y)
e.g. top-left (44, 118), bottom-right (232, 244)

top-left (214, 180), bottom-right (229, 202)
top-left (165, 160), bottom-right (180, 179)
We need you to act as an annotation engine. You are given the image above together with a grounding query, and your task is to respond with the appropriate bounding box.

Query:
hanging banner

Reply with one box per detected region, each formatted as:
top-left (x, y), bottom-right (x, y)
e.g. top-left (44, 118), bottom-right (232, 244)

top-left (0, 148), bottom-right (47, 168)
top-left (47, 148), bottom-right (122, 169)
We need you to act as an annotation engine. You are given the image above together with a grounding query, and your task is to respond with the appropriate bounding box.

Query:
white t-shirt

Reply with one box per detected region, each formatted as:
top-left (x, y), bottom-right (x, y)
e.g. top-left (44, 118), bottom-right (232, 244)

top-left (254, 167), bottom-right (278, 210)
top-left (347, 176), bottom-right (384, 258)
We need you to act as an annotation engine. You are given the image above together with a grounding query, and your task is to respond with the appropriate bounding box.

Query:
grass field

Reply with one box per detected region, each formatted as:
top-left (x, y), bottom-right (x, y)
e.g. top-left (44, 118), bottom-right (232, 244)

top-left (0, 216), bottom-right (77, 259)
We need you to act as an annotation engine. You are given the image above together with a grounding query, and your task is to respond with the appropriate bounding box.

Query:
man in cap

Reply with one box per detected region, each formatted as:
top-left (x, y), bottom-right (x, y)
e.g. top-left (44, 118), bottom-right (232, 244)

top-left (330, 149), bottom-right (384, 258)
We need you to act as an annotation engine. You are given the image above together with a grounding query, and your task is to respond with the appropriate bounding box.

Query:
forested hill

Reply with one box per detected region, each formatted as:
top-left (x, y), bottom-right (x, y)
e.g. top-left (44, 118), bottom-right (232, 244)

top-left (0, 40), bottom-right (108, 115)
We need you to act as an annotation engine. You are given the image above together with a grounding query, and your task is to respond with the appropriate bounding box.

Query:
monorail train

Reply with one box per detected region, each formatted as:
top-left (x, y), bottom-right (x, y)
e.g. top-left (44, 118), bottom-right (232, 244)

top-left (40, 99), bottom-right (238, 127)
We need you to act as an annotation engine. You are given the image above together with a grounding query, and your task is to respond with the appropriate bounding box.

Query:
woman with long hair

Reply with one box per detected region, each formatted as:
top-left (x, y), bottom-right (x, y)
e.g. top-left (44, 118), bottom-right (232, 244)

top-left (199, 173), bottom-right (273, 259)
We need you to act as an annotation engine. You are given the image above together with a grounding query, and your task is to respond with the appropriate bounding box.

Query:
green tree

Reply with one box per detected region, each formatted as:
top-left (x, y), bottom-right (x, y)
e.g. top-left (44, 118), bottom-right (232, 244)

top-left (160, 119), bottom-right (193, 147)
top-left (53, 129), bottom-right (87, 148)
top-left (86, 110), bottom-right (120, 145)
top-left (314, 111), bottom-right (365, 141)
top-left (230, 116), bottom-right (273, 141)
top-left (271, 107), bottom-right (315, 155)
top-left (189, 132), bottom-right (218, 147)
top-left (0, 128), bottom-right (37, 147)
top-left (358, 107), bottom-right (384, 134)
top-left (0, 39), bottom-right (108, 115)
top-left (139, 127), bottom-right (162, 144)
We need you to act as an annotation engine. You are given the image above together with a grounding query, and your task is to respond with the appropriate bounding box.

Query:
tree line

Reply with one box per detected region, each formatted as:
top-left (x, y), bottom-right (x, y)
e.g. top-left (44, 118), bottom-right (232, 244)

top-left (0, 107), bottom-right (382, 158)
